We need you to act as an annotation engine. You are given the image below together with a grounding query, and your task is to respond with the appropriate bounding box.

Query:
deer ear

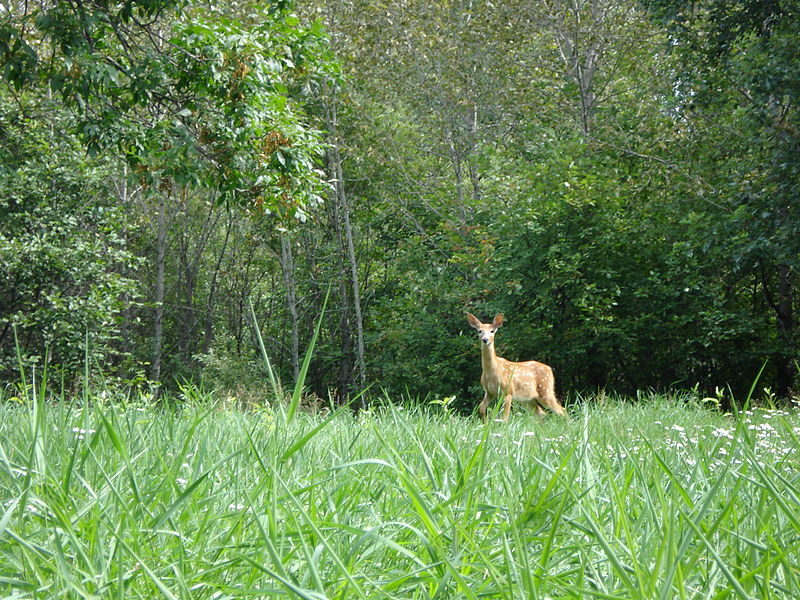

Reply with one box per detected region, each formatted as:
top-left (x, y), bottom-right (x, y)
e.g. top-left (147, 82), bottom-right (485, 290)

top-left (492, 314), bottom-right (504, 329)
top-left (466, 312), bottom-right (482, 329)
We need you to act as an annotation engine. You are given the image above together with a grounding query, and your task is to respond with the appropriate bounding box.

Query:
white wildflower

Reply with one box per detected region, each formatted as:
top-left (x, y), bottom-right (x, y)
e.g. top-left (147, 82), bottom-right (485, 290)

top-left (749, 423), bottom-right (776, 434)
top-left (71, 427), bottom-right (96, 440)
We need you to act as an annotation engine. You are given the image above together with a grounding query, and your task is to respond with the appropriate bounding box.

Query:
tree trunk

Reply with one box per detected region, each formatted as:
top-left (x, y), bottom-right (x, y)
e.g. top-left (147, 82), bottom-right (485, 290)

top-left (338, 153), bottom-right (366, 393)
top-left (176, 190), bottom-right (196, 360)
top-left (176, 193), bottom-right (220, 362)
top-left (324, 82), bottom-right (367, 399)
top-left (467, 102), bottom-right (482, 203)
top-left (202, 207), bottom-right (232, 355)
top-left (775, 263), bottom-right (795, 398)
top-left (151, 193), bottom-right (167, 392)
top-left (550, 0), bottom-right (607, 136)
top-left (446, 125), bottom-right (470, 238)
top-left (280, 233), bottom-right (300, 381)
top-left (115, 166), bottom-right (134, 357)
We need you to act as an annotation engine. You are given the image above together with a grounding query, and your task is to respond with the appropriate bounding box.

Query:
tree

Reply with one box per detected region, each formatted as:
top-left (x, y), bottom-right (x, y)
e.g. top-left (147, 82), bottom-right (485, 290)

top-left (642, 0), bottom-right (800, 397)
top-left (1, 0), bottom-right (331, 214)
top-left (0, 92), bottom-right (139, 378)
top-left (299, 0), bottom-right (789, 403)
top-left (1, 0), bottom-right (336, 389)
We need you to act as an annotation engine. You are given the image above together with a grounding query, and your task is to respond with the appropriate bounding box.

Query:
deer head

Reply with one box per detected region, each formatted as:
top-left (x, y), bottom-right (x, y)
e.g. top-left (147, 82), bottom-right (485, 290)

top-left (466, 313), bottom-right (504, 346)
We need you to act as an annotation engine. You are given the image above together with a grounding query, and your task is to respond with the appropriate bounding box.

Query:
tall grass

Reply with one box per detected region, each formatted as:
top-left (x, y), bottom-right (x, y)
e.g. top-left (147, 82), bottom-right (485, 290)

top-left (1, 390), bottom-right (799, 599)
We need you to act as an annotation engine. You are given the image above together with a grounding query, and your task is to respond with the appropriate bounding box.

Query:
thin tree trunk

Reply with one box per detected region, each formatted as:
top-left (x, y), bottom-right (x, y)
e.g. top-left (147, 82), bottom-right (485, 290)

top-left (337, 150), bottom-right (366, 392)
top-left (176, 189), bottom-right (196, 359)
top-left (116, 166), bottom-right (132, 355)
top-left (202, 207), bottom-right (231, 355)
top-left (775, 263), bottom-right (795, 398)
top-left (325, 82), bottom-right (367, 396)
top-left (551, 0), bottom-right (606, 136)
top-left (151, 193), bottom-right (167, 392)
top-left (175, 193), bottom-right (220, 361)
top-left (760, 262), bottom-right (797, 399)
top-left (446, 125), bottom-right (470, 237)
top-left (467, 102), bottom-right (482, 203)
top-left (329, 158), bottom-right (354, 404)
top-left (280, 233), bottom-right (300, 381)
top-left (330, 187), bottom-right (353, 405)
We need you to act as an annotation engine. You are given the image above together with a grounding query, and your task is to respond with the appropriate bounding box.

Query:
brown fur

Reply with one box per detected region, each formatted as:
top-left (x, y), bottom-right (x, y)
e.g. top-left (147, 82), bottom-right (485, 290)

top-left (466, 313), bottom-right (566, 422)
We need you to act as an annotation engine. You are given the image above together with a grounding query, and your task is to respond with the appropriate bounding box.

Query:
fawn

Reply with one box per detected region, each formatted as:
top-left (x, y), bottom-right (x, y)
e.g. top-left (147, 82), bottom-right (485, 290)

top-left (466, 313), bottom-right (566, 422)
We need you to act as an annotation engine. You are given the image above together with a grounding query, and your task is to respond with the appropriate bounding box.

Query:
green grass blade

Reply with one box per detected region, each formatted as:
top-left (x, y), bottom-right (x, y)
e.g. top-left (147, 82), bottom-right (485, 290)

top-left (270, 465), bottom-right (370, 600)
top-left (281, 405), bottom-right (345, 462)
top-left (235, 552), bottom-right (329, 600)
top-left (287, 287), bottom-right (330, 423)
top-left (249, 297), bottom-right (281, 399)
top-left (680, 510), bottom-right (751, 599)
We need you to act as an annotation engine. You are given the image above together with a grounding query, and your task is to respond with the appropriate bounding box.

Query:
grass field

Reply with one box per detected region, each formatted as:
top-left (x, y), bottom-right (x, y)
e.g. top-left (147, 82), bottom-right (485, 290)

top-left (1, 390), bottom-right (799, 599)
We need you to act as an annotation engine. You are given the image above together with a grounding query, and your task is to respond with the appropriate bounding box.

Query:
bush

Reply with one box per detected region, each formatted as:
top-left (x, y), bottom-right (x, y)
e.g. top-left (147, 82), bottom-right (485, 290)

top-left (0, 93), bottom-right (139, 379)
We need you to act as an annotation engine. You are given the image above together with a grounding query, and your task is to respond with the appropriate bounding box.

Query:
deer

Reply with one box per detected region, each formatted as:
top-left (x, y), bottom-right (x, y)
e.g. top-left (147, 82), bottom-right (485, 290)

top-left (466, 313), bottom-right (566, 422)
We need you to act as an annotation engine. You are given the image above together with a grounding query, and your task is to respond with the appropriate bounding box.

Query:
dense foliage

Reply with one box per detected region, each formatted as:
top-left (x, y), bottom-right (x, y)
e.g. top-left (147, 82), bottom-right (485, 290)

top-left (0, 0), bottom-right (797, 404)
top-left (0, 93), bottom-right (139, 377)
top-left (1, 0), bottom-right (332, 211)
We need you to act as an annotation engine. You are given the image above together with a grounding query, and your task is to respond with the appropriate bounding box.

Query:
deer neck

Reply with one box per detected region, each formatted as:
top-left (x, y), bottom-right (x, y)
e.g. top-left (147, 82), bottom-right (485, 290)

top-left (480, 341), bottom-right (499, 375)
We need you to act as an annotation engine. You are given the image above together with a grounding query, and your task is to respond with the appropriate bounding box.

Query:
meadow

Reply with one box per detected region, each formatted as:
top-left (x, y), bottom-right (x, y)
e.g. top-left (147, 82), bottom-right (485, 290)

top-left (1, 389), bottom-right (799, 599)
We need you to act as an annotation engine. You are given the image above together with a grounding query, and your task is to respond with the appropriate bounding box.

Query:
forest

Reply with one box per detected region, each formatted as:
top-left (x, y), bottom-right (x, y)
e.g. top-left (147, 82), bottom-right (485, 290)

top-left (1, 0), bottom-right (798, 409)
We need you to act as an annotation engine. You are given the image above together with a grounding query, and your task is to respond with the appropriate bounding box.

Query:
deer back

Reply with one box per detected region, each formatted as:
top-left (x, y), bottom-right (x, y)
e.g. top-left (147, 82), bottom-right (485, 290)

top-left (484, 357), bottom-right (553, 401)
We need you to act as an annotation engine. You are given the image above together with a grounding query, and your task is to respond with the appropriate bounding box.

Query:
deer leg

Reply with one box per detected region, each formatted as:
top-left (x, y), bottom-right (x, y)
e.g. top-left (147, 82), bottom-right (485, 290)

top-left (534, 404), bottom-right (546, 419)
top-left (479, 392), bottom-right (491, 422)
top-left (502, 393), bottom-right (513, 422)
top-left (541, 392), bottom-right (566, 417)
